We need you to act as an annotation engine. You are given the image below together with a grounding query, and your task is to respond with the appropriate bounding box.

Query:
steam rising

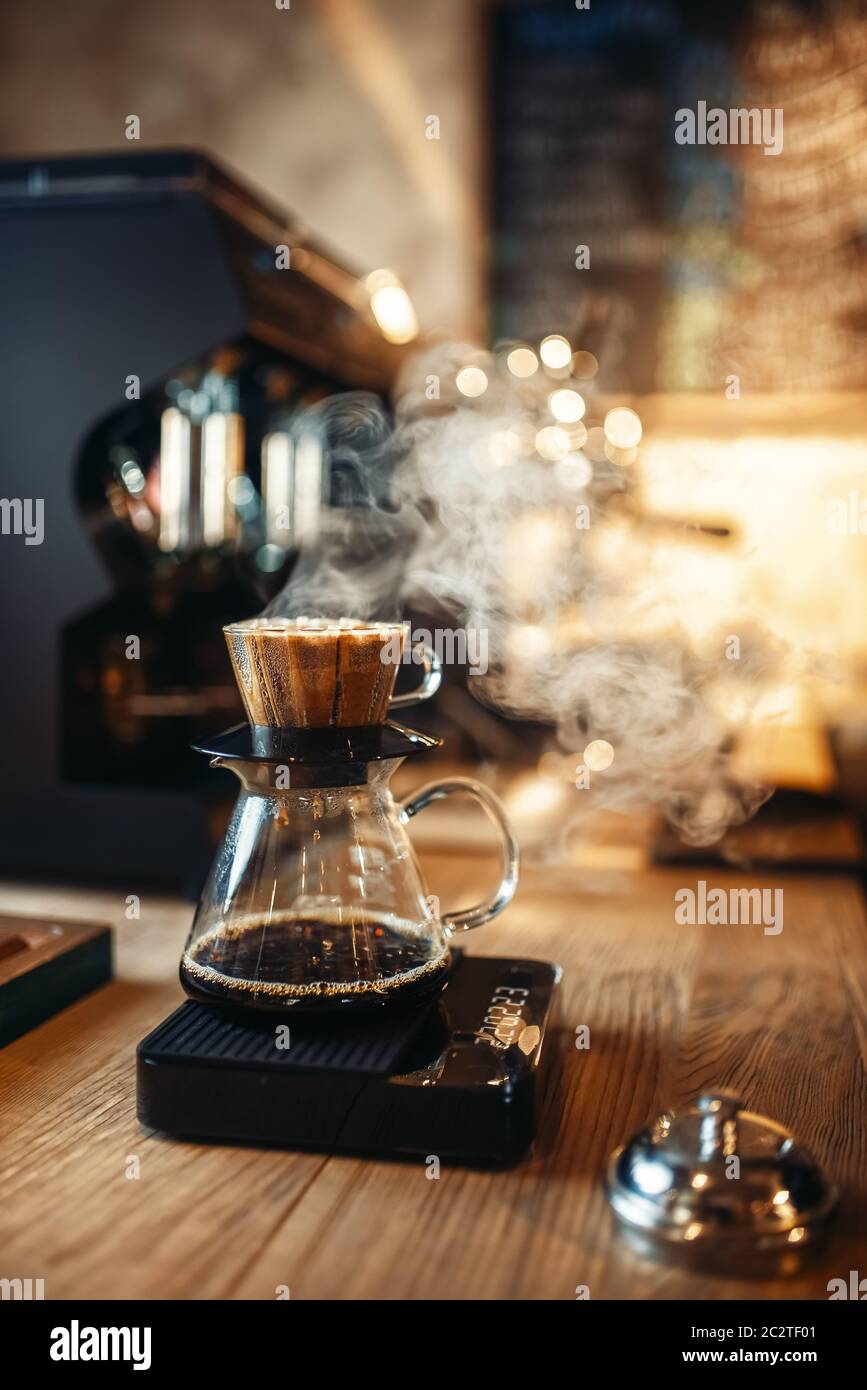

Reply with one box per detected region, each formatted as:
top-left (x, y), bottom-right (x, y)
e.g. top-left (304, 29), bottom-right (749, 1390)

top-left (265, 349), bottom-right (787, 846)
top-left (262, 394), bottom-right (410, 624)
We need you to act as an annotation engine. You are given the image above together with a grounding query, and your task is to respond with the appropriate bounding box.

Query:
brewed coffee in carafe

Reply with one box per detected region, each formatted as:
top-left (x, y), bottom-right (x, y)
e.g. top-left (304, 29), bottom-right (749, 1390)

top-left (180, 617), bottom-right (519, 1014)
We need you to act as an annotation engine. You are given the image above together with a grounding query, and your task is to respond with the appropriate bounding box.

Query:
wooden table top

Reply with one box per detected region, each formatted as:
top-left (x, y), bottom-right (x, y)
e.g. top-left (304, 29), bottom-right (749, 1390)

top-left (1, 853), bottom-right (866, 1301)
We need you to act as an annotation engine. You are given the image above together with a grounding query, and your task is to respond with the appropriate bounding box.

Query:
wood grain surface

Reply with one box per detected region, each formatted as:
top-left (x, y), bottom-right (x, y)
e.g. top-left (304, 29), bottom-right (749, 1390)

top-left (1, 854), bottom-right (866, 1300)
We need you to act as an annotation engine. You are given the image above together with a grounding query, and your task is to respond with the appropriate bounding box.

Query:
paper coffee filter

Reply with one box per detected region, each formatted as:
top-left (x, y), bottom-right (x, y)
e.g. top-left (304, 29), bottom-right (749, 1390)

top-left (225, 616), bottom-right (406, 728)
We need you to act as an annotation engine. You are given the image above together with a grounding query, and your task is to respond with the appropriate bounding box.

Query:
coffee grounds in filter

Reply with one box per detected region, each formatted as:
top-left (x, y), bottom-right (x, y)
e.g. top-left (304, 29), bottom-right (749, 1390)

top-left (224, 618), bottom-right (405, 728)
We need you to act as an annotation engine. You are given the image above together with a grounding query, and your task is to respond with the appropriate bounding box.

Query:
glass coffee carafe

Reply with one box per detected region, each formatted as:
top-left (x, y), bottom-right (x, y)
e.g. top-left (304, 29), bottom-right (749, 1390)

top-left (180, 618), bottom-right (519, 1013)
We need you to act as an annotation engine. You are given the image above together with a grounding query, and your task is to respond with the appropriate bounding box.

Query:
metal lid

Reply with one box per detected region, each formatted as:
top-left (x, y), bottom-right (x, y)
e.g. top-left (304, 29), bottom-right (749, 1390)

top-left (606, 1090), bottom-right (837, 1253)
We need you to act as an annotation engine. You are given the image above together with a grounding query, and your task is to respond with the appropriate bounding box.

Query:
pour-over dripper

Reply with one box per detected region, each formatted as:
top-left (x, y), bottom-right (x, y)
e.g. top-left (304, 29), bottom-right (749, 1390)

top-left (181, 616), bottom-right (518, 1014)
top-left (223, 616), bottom-right (441, 729)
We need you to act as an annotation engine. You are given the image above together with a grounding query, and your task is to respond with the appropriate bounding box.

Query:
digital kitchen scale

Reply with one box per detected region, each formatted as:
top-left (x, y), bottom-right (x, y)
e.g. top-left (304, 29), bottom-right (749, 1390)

top-left (137, 954), bottom-right (561, 1164)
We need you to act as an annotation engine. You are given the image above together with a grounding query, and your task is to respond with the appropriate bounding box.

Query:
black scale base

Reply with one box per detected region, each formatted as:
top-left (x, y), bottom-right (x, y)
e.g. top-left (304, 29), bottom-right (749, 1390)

top-left (137, 954), bottom-right (561, 1165)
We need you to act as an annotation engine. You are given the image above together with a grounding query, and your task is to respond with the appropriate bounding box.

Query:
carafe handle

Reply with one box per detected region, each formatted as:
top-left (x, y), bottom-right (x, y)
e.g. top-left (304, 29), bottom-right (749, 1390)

top-left (399, 777), bottom-right (519, 932)
top-left (388, 643), bottom-right (442, 710)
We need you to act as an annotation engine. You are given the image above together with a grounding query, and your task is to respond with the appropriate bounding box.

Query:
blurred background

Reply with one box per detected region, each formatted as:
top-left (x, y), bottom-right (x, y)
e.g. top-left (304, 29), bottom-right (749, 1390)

top-left (2, 0), bottom-right (867, 887)
top-left (0, 0), bottom-right (486, 338)
top-left (5, 0), bottom-right (867, 384)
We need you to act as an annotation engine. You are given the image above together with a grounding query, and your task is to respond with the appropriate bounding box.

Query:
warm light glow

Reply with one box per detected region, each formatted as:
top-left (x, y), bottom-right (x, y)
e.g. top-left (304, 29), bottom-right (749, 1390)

top-left (158, 407), bottom-right (191, 553)
top-left (583, 739), bottom-right (615, 771)
top-left (537, 750), bottom-right (575, 781)
top-left (262, 431), bottom-right (293, 544)
top-left (549, 388), bottom-right (586, 423)
top-left (510, 624), bottom-right (552, 659)
top-left (555, 452), bottom-right (593, 490)
top-left (202, 412), bottom-right (244, 546)
top-left (535, 425), bottom-right (571, 461)
top-left (456, 366), bottom-right (488, 398)
top-left (539, 334), bottom-right (572, 369)
top-left (202, 413), bottom-right (228, 547)
top-left (511, 421), bottom-right (538, 455)
top-left (366, 269), bottom-right (419, 344)
top-left (637, 430), bottom-right (867, 681)
top-left (606, 442), bottom-right (639, 468)
top-left (506, 346), bottom-right (539, 378)
top-left (505, 772), bottom-right (565, 820)
top-left (504, 514), bottom-right (565, 606)
top-left (584, 426), bottom-right (607, 462)
top-left (604, 406), bottom-right (643, 449)
top-left (488, 429), bottom-right (522, 467)
top-left (293, 431), bottom-right (323, 543)
top-left (571, 350), bottom-right (598, 378)
top-left (633, 1160), bottom-right (673, 1195)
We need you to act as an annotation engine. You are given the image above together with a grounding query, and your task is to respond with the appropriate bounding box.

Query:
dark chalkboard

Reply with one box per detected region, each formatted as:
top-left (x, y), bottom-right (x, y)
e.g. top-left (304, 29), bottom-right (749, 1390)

top-left (489, 0), bottom-right (741, 392)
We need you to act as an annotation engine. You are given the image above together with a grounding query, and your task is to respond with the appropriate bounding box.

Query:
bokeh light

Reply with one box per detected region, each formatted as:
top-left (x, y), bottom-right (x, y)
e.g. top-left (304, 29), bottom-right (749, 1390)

top-left (605, 442), bottom-right (639, 467)
top-left (583, 739), bottom-right (615, 771)
top-left (571, 350), bottom-right (599, 379)
top-left (535, 425), bottom-right (571, 461)
top-left (584, 426), bottom-right (607, 462)
top-left (506, 346), bottom-right (539, 378)
top-left (604, 406), bottom-right (643, 449)
top-left (555, 452), bottom-right (594, 490)
top-left (456, 366), bottom-right (489, 397)
top-left (540, 334), bottom-right (572, 369)
top-left (510, 623), bottom-right (553, 659)
top-left (366, 269), bottom-right (419, 345)
top-left (549, 388), bottom-right (586, 423)
top-left (488, 429), bottom-right (523, 467)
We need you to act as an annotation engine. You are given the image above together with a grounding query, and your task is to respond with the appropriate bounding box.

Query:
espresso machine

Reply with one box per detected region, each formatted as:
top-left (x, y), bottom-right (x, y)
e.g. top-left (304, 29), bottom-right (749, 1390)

top-left (0, 150), bottom-right (406, 888)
